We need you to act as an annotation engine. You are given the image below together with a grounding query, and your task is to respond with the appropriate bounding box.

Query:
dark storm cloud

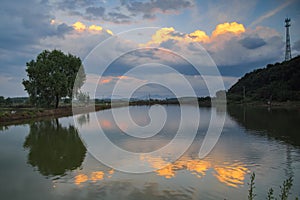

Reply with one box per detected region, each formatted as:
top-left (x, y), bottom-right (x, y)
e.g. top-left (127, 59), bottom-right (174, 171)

top-left (86, 6), bottom-right (105, 17)
top-left (0, 0), bottom-right (74, 80)
top-left (124, 0), bottom-right (193, 14)
top-left (51, 0), bottom-right (194, 24)
top-left (56, 23), bottom-right (74, 37)
top-left (0, 0), bottom-right (73, 50)
top-left (239, 37), bottom-right (267, 49)
top-left (104, 12), bottom-right (131, 23)
top-left (56, 0), bottom-right (98, 11)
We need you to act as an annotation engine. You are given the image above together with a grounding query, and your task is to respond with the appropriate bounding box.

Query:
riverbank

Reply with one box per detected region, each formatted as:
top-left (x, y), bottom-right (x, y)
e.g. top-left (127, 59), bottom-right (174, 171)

top-left (227, 100), bottom-right (300, 109)
top-left (0, 104), bottom-right (111, 126)
top-left (1, 100), bottom-right (300, 127)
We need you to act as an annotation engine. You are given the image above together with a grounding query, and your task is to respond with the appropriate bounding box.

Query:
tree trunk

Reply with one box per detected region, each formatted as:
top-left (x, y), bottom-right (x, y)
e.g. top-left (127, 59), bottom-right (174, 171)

top-left (55, 94), bottom-right (59, 109)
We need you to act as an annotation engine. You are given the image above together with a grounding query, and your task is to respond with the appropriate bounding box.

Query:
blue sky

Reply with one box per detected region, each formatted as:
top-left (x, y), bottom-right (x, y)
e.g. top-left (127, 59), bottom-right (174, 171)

top-left (0, 0), bottom-right (300, 97)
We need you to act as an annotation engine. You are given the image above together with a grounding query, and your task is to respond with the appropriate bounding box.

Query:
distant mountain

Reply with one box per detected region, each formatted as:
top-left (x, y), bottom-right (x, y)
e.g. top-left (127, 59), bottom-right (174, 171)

top-left (227, 56), bottom-right (300, 102)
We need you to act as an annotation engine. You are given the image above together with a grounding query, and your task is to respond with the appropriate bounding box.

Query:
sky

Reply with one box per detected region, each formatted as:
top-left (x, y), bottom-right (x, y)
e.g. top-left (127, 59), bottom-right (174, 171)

top-left (0, 0), bottom-right (300, 98)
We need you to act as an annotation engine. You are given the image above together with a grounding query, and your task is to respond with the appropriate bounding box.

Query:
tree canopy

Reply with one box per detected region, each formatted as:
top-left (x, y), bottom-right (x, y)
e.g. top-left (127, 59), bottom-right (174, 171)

top-left (23, 50), bottom-right (85, 108)
top-left (227, 55), bottom-right (300, 102)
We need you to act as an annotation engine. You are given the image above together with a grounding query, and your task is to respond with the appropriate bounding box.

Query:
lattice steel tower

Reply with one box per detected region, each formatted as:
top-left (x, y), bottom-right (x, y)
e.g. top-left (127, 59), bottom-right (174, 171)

top-left (285, 18), bottom-right (292, 61)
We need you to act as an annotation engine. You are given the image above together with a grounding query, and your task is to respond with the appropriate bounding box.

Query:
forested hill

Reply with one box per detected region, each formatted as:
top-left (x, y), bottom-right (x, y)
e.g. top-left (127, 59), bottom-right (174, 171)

top-left (227, 55), bottom-right (300, 102)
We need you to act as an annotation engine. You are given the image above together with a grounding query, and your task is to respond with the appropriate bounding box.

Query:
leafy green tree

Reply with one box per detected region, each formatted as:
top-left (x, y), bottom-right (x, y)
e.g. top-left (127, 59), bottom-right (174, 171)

top-left (22, 50), bottom-right (86, 108)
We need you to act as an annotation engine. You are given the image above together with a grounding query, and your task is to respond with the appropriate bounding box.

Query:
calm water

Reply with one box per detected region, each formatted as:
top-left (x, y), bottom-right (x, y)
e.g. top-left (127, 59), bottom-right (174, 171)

top-left (1, 105), bottom-right (300, 200)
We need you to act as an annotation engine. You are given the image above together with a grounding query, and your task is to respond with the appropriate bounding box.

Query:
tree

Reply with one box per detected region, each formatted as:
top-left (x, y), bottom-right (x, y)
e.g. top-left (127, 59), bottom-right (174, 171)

top-left (0, 96), bottom-right (5, 106)
top-left (23, 50), bottom-right (85, 108)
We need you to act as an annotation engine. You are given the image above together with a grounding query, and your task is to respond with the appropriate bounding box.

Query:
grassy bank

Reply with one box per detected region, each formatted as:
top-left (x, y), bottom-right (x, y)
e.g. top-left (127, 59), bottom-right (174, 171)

top-left (0, 104), bottom-right (111, 126)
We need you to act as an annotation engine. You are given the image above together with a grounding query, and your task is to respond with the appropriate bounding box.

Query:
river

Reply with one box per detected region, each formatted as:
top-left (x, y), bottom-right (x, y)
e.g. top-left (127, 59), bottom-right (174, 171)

top-left (0, 105), bottom-right (299, 199)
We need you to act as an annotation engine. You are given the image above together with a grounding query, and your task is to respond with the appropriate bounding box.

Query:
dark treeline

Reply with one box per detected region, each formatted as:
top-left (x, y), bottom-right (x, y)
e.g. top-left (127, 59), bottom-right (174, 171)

top-left (227, 55), bottom-right (300, 103)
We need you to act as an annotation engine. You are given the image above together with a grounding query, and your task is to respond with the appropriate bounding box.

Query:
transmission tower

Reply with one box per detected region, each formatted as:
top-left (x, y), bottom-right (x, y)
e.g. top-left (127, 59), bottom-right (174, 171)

top-left (285, 18), bottom-right (292, 61)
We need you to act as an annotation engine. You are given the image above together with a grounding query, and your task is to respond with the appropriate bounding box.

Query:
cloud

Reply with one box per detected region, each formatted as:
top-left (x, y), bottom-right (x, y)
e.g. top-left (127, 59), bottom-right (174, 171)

top-left (138, 22), bottom-right (284, 77)
top-left (239, 37), bottom-right (266, 49)
top-left (56, 23), bottom-right (74, 36)
top-left (105, 12), bottom-right (131, 24)
top-left (50, 0), bottom-right (194, 24)
top-left (72, 21), bottom-right (113, 35)
top-left (124, 0), bottom-right (193, 17)
top-left (293, 39), bottom-right (300, 52)
top-left (72, 21), bottom-right (86, 32)
top-left (211, 22), bottom-right (245, 38)
top-left (142, 22), bottom-right (245, 48)
top-left (0, 75), bottom-right (27, 97)
top-left (55, 0), bottom-right (100, 11)
top-left (88, 25), bottom-right (103, 32)
top-left (0, 0), bottom-right (73, 50)
top-left (40, 25), bottom-right (113, 59)
top-left (86, 6), bottom-right (105, 17)
top-left (188, 30), bottom-right (210, 43)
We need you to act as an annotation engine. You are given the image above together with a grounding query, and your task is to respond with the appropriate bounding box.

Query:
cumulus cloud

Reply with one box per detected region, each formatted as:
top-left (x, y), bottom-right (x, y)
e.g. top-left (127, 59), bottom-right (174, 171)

top-left (143, 22), bottom-right (245, 47)
top-left (40, 24), bottom-right (113, 59)
top-left (211, 22), bottom-right (245, 38)
top-left (136, 22), bottom-right (284, 77)
top-left (72, 21), bottom-right (113, 35)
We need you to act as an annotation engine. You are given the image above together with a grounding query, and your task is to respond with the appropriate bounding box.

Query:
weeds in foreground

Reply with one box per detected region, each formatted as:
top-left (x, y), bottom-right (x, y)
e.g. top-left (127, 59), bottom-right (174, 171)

top-left (247, 172), bottom-right (298, 200)
top-left (248, 172), bottom-right (256, 200)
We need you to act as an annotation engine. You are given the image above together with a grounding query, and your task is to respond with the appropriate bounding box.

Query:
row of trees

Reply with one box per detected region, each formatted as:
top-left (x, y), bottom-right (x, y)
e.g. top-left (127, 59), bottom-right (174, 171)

top-left (0, 96), bottom-right (12, 106)
top-left (22, 50), bottom-right (86, 108)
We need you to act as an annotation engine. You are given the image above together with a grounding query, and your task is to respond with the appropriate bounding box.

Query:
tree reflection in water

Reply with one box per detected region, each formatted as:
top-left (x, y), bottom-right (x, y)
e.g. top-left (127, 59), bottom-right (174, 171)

top-left (23, 119), bottom-right (86, 177)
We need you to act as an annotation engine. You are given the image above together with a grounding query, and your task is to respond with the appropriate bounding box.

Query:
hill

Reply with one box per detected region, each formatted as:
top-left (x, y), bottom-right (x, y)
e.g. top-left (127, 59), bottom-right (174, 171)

top-left (227, 55), bottom-right (300, 103)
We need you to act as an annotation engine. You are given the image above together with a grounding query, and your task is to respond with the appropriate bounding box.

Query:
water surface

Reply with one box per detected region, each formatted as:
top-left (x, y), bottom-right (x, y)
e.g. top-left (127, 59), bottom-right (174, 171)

top-left (0, 105), bottom-right (300, 199)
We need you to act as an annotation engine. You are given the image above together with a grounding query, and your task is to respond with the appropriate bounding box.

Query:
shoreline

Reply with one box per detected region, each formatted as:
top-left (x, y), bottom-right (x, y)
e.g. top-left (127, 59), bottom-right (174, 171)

top-left (0, 105), bottom-right (111, 127)
top-left (227, 100), bottom-right (300, 109)
top-left (1, 101), bottom-right (299, 127)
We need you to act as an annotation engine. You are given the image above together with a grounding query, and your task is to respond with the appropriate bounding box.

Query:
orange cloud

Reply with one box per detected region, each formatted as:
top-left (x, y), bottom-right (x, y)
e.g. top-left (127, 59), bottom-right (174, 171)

top-left (188, 30), bottom-right (209, 43)
top-left (72, 21), bottom-right (113, 35)
top-left (142, 22), bottom-right (245, 47)
top-left (73, 21), bottom-right (86, 31)
top-left (89, 24), bottom-right (103, 32)
top-left (106, 29), bottom-right (114, 35)
top-left (212, 22), bottom-right (245, 38)
top-left (144, 27), bottom-right (176, 46)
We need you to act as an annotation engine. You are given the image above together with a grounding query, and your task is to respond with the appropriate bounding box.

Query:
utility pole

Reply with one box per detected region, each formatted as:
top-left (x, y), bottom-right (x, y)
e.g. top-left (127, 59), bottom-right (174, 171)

top-left (243, 86), bottom-right (246, 103)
